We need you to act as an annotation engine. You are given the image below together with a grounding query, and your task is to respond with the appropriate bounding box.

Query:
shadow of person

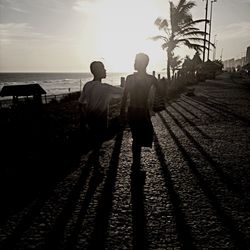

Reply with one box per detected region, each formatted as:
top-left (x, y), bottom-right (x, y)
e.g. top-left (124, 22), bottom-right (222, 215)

top-left (130, 162), bottom-right (147, 249)
top-left (88, 145), bottom-right (104, 177)
top-left (88, 131), bottom-right (123, 249)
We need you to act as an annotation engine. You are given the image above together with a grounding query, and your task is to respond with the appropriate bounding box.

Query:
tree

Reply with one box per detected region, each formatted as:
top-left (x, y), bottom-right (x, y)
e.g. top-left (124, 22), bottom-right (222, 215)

top-left (151, 0), bottom-right (212, 79)
top-left (170, 54), bottom-right (182, 77)
top-left (213, 59), bottom-right (223, 69)
top-left (192, 51), bottom-right (202, 66)
top-left (181, 55), bottom-right (193, 78)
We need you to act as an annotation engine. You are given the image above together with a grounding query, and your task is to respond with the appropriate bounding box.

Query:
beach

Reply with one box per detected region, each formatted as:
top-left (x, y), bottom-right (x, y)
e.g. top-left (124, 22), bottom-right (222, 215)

top-left (0, 72), bottom-right (127, 96)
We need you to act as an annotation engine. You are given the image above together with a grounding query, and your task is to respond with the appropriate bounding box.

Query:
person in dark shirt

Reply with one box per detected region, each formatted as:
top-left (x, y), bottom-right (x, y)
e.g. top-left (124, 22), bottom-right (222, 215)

top-left (120, 53), bottom-right (157, 169)
top-left (79, 61), bottom-right (123, 167)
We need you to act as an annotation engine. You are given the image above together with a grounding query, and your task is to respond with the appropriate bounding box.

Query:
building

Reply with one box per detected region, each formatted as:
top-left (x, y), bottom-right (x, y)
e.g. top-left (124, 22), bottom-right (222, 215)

top-left (246, 46), bottom-right (250, 64)
top-left (223, 57), bottom-right (246, 71)
top-left (0, 84), bottom-right (46, 105)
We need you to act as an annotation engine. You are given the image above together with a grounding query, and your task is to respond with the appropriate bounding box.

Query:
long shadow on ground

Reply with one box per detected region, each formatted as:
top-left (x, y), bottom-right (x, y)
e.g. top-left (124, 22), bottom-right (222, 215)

top-left (131, 163), bottom-right (147, 249)
top-left (154, 132), bottom-right (196, 250)
top-left (157, 112), bottom-right (248, 249)
top-left (184, 96), bottom-right (250, 124)
top-left (87, 130), bottom-right (124, 249)
top-left (163, 108), bottom-right (241, 194)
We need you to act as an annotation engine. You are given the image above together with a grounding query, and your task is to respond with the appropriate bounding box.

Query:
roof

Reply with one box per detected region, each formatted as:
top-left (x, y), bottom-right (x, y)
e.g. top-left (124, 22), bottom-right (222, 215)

top-left (0, 84), bottom-right (46, 97)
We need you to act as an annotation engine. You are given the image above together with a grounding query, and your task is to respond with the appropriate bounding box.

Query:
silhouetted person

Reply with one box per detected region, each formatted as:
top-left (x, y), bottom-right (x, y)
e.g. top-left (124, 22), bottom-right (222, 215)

top-left (79, 61), bottom-right (123, 166)
top-left (121, 53), bottom-right (157, 169)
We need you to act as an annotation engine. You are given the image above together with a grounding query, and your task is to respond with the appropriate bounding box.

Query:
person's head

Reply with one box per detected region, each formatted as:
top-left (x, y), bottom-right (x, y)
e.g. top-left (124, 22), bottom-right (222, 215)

top-left (90, 61), bottom-right (106, 80)
top-left (134, 53), bottom-right (149, 72)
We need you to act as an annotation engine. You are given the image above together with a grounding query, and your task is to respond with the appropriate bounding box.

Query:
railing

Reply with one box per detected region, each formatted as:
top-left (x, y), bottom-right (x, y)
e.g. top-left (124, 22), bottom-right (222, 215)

top-left (0, 73), bottom-right (188, 110)
top-left (0, 91), bottom-right (81, 109)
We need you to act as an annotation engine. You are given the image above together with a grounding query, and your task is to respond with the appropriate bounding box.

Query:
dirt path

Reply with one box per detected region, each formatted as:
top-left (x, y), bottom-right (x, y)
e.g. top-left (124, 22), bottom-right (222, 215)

top-left (0, 79), bottom-right (249, 249)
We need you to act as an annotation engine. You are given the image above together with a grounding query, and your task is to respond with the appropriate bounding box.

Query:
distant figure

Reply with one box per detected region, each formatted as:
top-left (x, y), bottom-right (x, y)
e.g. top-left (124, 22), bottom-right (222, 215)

top-left (120, 53), bottom-right (157, 169)
top-left (79, 61), bottom-right (123, 166)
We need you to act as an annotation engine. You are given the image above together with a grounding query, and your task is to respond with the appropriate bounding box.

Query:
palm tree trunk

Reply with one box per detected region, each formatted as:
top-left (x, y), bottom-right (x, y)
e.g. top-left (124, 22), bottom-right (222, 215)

top-left (167, 50), bottom-right (171, 80)
top-left (172, 69), bottom-right (175, 79)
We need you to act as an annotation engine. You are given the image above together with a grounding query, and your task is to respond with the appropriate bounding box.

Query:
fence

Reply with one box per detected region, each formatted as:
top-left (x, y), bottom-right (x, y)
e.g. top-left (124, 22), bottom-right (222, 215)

top-left (0, 91), bottom-right (81, 109)
top-left (0, 72), bottom-right (190, 110)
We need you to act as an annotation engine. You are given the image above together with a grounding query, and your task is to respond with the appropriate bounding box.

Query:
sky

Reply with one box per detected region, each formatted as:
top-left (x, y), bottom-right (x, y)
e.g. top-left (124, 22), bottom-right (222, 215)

top-left (0, 0), bottom-right (250, 72)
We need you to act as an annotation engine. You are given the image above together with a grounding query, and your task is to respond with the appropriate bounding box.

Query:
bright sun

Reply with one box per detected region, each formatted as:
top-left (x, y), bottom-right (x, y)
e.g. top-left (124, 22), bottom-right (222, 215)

top-left (90, 0), bottom-right (164, 73)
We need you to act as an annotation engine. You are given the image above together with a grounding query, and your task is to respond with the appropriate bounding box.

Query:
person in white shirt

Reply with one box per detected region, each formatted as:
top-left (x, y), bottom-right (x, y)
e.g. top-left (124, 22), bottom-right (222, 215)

top-left (79, 61), bottom-right (123, 166)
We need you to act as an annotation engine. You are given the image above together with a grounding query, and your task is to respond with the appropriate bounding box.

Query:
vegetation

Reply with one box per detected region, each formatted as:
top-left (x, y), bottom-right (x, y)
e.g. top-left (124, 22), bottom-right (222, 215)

top-left (170, 55), bottom-right (182, 77)
top-left (152, 0), bottom-right (211, 79)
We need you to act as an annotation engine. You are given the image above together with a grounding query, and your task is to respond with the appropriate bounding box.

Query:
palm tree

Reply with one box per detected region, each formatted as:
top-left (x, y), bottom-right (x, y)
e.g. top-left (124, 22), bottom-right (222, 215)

top-left (152, 0), bottom-right (211, 79)
top-left (169, 54), bottom-right (182, 77)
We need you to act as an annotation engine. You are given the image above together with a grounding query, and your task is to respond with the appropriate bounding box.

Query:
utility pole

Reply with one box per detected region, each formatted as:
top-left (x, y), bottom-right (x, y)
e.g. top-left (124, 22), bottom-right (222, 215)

top-left (208, 0), bottom-right (217, 61)
top-left (220, 48), bottom-right (223, 61)
top-left (213, 34), bottom-right (217, 61)
top-left (202, 0), bottom-right (209, 62)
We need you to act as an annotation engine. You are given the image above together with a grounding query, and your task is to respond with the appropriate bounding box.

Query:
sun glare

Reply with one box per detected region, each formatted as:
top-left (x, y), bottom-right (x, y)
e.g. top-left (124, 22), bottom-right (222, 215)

top-left (90, 0), bottom-right (163, 72)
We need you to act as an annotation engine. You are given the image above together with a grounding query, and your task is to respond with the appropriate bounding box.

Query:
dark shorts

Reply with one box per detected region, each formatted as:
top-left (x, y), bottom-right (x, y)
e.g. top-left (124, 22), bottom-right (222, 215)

top-left (127, 107), bottom-right (153, 147)
top-left (85, 113), bottom-right (107, 145)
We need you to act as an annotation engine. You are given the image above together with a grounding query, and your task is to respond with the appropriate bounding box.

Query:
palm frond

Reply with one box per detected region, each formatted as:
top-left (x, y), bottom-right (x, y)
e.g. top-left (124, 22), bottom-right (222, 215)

top-left (154, 17), bottom-right (169, 30)
top-left (161, 43), bottom-right (168, 50)
top-left (181, 31), bottom-right (207, 37)
top-left (178, 37), bottom-right (205, 44)
top-left (176, 0), bottom-right (196, 13)
top-left (154, 17), bottom-right (163, 26)
top-left (175, 27), bottom-right (199, 36)
top-left (178, 37), bottom-right (215, 47)
top-left (182, 19), bottom-right (209, 28)
top-left (176, 0), bottom-right (187, 12)
top-left (179, 39), bottom-right (209, 51)
top-left (150, 35), bottom-right (168, 42)
top-left (171, 0), bottom-right (199, 33)
top-left (175, 0), bottom-right (196, 24)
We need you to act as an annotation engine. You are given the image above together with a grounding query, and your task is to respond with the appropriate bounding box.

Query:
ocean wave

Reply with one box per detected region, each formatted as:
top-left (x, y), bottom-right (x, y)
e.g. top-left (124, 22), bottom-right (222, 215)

top-left (0, 73), bottom-right (124, 96)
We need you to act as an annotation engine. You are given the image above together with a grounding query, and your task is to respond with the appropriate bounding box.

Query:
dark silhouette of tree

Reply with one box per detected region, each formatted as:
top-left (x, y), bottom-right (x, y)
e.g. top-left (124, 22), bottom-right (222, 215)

top-left (182, 55), bottom-right (193, 72)
top-left (192, 51), bottom-right (202, 66)
top-left (180, 52), bottom-right (202, 82)
top-left (151, 0), bottom-right (211, 79)
top-left (170, 54), bottom-right (182, 77)
top-left (213, 59), bottom-right (223, 69)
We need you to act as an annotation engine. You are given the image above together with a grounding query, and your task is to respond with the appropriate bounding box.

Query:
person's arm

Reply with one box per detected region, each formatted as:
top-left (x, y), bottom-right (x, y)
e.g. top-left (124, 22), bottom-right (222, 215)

top-left (120, 77), bottom-right (129, 123)
top-left (148, 83), bottom-right (156, 111)
top-left (102, 84), bottom-right (123, 97)
top-left (79, 85), bottom-right (88, 118)
top-left (148, 76), bottom-right (157, 114)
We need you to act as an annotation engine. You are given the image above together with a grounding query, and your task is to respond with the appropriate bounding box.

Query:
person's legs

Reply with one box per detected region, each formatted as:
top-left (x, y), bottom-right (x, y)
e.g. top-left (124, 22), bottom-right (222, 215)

top-left (132, 140), bottom-right (141, 167)
top-left (131, 140), bottom-right (145, 184)
top-left (88, 118), bottom-right (104, 169)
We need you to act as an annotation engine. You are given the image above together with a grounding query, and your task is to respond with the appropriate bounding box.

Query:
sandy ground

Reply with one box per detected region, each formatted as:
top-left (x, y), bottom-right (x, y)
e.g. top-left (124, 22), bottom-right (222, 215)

top-left (0, 76), bottom-right (249, 249)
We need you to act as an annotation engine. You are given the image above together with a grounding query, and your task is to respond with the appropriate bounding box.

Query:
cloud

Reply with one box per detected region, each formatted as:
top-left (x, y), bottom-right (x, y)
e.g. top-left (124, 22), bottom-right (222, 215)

top-left (217, 22), bottom-right (250, 40)
top-left (72, 0), bottom-right (95, 12)
top-left (234, 0), bottom-right (250, 2)
top-left (10, 7), bottom-right (27, 13)
top-left (0, 21), bottom-right (82, 72)
top-left (0, 23), bottom-right (55, 44)
top-left (0, 0), bottom-right (27, 13)
top-left (0, 22), bottom-right (80, 48)
top-left (0, 0), bottom-right (69, 13)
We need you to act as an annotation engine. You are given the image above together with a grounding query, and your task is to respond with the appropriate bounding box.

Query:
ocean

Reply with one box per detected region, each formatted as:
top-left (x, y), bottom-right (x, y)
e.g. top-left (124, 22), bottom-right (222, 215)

top-left (0, 72), bottom-right (127, 100)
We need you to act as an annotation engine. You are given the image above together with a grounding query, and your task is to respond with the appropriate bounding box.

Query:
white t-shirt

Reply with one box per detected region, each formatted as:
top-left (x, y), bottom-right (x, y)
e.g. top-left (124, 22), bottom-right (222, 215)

top-left (79, 80), bottom-right (123, 115)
